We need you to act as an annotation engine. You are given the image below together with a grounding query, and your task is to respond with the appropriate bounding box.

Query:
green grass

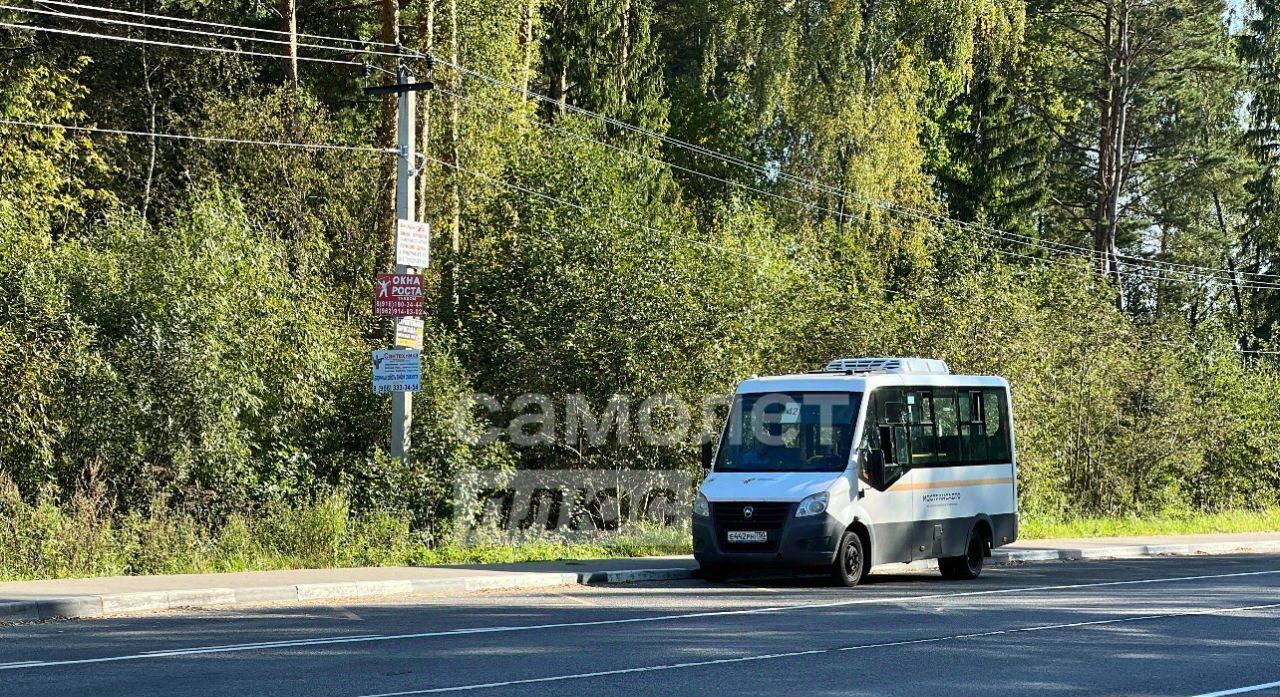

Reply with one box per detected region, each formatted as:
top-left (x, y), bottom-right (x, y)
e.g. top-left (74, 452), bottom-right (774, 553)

top-left (1020, 508), bottom-right (1280, 540)
top-left (0, 477), bottom-right (692, 581)
top-left (412, 530), bottom-right (693, 567)
top-left (4, 471), bottom-right (1277, 582)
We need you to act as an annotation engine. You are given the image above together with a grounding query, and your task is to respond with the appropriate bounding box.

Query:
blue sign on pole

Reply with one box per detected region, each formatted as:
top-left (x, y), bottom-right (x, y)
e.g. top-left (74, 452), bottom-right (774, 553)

top-left (372, 349), bottom-right (421, 394)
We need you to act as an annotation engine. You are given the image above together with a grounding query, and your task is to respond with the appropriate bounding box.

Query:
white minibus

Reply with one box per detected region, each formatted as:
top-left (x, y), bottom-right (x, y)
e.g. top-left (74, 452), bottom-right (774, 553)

top-left (694, 357), bottom-right (1018, 586)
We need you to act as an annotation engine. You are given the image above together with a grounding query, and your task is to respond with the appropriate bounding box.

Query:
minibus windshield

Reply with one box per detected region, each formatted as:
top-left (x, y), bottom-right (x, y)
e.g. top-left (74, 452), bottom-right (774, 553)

top-left (715, 392), bottom-right (862, 472)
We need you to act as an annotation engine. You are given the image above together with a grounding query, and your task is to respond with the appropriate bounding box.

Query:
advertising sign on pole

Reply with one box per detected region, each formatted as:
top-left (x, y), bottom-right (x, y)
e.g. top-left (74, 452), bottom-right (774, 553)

top-left (373, 273), bottom-right (423, 317)
top-left (396, 219), bottom-right (431, 268)
top-left (372, 349), bottom-right (421, 394)
top-left (395, 317), bottom-right (424, 350)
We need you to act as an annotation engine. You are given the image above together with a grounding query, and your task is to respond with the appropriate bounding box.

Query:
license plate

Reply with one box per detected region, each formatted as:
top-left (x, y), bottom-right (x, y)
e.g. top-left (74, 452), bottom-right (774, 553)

top-left (727, 530), bottom-right (768, 543)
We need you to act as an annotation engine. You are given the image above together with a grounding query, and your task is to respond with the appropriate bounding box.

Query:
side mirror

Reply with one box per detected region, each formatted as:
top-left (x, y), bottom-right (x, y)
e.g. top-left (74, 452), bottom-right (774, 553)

top-left (866, 448), bottom-right (885, 486)
top-left (700, 439), bottom-right (714, 470)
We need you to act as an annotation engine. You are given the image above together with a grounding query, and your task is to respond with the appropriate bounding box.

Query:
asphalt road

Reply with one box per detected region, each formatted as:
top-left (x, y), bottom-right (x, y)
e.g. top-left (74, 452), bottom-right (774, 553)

top-left (2, 554), bottom-right (1279, 697)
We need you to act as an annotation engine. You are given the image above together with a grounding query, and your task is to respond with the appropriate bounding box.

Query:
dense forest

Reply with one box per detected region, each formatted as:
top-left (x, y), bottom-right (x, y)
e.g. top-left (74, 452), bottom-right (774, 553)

top-left (2, 0), bottom-right (1280, 566)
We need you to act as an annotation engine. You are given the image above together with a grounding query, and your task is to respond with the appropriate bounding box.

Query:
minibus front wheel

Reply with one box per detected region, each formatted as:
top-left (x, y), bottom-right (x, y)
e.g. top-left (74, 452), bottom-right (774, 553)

top-left (831, 529), bottom-right (868, 587)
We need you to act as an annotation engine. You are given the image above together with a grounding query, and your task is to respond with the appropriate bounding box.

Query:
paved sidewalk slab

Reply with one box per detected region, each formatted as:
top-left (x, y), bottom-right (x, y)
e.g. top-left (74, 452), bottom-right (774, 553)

top-left (2, 533), bottom-right (1277, 623)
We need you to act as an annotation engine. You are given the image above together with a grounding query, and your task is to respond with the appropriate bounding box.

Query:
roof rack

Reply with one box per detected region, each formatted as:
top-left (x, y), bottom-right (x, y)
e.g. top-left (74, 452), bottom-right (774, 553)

top-left (821, 357), bottom-right (951, 375)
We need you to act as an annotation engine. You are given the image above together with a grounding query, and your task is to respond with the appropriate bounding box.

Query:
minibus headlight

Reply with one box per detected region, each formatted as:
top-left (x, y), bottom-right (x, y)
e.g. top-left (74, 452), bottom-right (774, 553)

top-left (795, 492), bottom-right (829, 517)
top-left (693, 492), bottom-right (710, 518)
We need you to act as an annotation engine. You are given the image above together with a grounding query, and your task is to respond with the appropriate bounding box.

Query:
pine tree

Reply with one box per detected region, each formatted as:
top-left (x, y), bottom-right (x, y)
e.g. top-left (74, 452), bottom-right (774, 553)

top-left (1026, 0), bottom-right (1241, 283)
top-left (540, 0), bottom-right (668, 131)
top-left (1239, 0), bottom-right (1280, 345)
top-left (938, 75), bottom-right (1049, 237)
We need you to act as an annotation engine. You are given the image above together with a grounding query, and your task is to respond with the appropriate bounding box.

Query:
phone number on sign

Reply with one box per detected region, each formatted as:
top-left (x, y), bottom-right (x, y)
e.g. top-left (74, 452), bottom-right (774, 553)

top-left (373, 383), bottom-right (420, 394)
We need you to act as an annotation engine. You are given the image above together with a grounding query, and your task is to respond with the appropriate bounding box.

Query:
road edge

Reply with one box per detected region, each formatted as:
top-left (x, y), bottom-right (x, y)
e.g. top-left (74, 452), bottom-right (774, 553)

top-left (4, 540), bottom-right (1279, 623)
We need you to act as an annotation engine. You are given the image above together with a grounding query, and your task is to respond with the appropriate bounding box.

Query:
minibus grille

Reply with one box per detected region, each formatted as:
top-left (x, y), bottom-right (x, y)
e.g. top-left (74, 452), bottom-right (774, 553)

top-left (712, 502), bottom-right (791, 552)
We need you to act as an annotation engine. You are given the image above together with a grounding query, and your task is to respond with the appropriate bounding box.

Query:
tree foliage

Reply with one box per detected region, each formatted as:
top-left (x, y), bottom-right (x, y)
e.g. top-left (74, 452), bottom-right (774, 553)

top-left (1, 0), bottom-right (1278, 537)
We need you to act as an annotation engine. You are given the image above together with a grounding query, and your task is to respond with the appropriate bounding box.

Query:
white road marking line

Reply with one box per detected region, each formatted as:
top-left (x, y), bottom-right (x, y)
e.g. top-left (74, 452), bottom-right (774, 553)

top-left (355, 602), bottom-right (1280, 696)
top-left (0, 661), bottom-right (42, 668)
top-left (332, 605), bottom-right (365, 621)
top-left (730, 583), bottom-right (780, 593)
top-left (1190, 680), bottom-right (1280, 697)
top-left (360, 651), bottom-right (831, 695)
top-left (137, 634), bottom-right (383, 654)
top-left (2, 567), bottom-right (1278, 671)
top-left (550, 592), bottom-right (597, 607)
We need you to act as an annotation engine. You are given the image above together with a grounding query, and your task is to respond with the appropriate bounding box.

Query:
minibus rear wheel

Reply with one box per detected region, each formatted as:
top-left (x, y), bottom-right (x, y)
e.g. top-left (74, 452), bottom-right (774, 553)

top-left (831, 530), bottom-right (867, 587)
top-left (939, 530), bottom-right (985, 580)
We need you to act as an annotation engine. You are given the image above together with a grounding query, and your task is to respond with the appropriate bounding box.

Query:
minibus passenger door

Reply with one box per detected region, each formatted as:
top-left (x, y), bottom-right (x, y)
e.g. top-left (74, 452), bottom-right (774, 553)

top-left (859, 391), bottom-right (906, 491)
top-left (877, 425), bottom-right (907, 488)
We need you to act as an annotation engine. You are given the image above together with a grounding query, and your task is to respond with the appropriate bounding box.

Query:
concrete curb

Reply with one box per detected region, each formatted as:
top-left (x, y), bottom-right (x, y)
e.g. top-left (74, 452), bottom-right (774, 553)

top-left (991, 539), bottom-right (1280, 563)
top-left (0, 572), bottom-right (594, 623)
top-left (578, 568), bottom-right (695, 584)
top-left (3, 540), bottom-right (1278, 623)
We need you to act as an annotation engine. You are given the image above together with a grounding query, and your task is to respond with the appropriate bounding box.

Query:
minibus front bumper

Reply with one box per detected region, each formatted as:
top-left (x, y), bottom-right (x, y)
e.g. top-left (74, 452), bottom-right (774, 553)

top-left (691, 506), bottom-right (845, 569)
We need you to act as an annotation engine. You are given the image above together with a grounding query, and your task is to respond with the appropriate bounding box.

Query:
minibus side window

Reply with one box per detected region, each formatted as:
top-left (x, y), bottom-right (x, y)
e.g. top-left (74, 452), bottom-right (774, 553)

top-left (934, 389), bottom-right (961, 464)
top-left (907, 391), bottom-right (938, 465)
top-left (983, 389), bottom-right (1012, 461)
top-left (959, 390), bottom-right (988, 462)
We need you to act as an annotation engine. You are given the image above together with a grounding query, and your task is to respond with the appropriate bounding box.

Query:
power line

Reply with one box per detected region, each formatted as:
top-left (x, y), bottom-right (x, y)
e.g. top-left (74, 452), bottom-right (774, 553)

top-left (433, 86), bottom-right (857, 225)
top-left (1, 114), bottom-right (904, 301)
top-left (458, 163), bottom-right (1272, 349)
top-left (0, 21), bottom-right (897, 294)
top-left (0, 19), bottom-right (366, 66)
top-left (912, 207), bottom-right (1280, 286)
top-left (34, 0), bottom-right (398, 49)
top-left (422, 153), bottom-right (909, 298)
top-left (1136, 337), bottom-right (1280, 356)
top-left (970, 215), bottom-right (1280, 282)
top-left (428, 155), bottom-right (796, 266)
top-left (430, 54), bottom-right (1280, 286)
top-left (28, 2), bottom-right (1279, 286)
top-left (7, 14), bottom-right (1266, 291)
top-left (15, 2), bottom-right (1276, 289)
top-left (432, 87), bottom-right (1280, 293)
top-left (6, 3), bottom-right (404, 60)
top-left (777, 181), bottom-right (1280, 287)
top-left (4, 5), bottom-right (1274, 291)
top-left (8, 117), bottom-right (1270, 355)
top-left (0, 118), bottom-right (394, 153)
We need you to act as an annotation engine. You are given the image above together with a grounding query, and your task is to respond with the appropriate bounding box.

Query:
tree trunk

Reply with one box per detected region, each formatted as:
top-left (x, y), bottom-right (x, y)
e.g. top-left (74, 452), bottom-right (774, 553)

top-left (544, 0), bottom-right (568, 118)
top-left (1093, 1), bottom-right (1115, 277)
top-left (417, 0), bottom-right (435, 223)
top-left (1093, 0), bottom-right (1129, 302)
top-left (1211, 190), bottom-right (1246, 319)
top-left (376, 0), bottom-right (401, 259)
top-left (619, 0), bottom-right (630, 110)
top-left (519, 0), bottom-right (538, 96)
top-left (1109, 0), bottom-right (1130, 288)
top-left (443, 0), bottom-right (462, 327)
top-left (282, 0), bottom-right (299, 85)
top-left (141, 40), bottom-right (157, 221)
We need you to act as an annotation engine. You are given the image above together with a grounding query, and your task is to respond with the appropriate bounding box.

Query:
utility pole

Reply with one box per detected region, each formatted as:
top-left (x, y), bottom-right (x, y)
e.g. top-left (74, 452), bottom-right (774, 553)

top-left (391, 67), bottom-right (416, 460)
top-left (367, 64), bottom-right (434, 460)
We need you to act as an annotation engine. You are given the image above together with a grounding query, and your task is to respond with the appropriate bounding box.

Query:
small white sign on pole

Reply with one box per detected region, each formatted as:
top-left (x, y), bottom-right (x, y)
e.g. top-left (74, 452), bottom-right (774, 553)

top-left (372, 349), bottom-right (421, 394)
top-left (396, 219), bottom-right (431, 268)
top-left (395, 317), bottom-right (424, 350)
